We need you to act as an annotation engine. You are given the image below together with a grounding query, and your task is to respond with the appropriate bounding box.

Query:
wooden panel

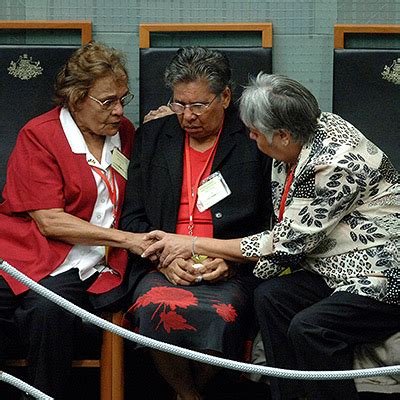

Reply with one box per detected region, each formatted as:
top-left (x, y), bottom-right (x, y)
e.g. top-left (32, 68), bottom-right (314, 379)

top-left (0, 20), bottom-right (92, 44)
top-left (139, 22), bottom-right (272, 48)
top-left (334, 24), bottom-right (400, 48)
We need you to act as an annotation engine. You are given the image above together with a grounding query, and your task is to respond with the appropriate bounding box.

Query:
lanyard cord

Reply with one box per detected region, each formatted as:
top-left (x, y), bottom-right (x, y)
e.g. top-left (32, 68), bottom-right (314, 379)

top-left (90, 166), bottom-right (118, 262)
top-left (90, 166), bottom-right (117, 219)
top-left (278, 164), bottom-right (297, 222)
top-left (184, 126), bottom-right (223, 235)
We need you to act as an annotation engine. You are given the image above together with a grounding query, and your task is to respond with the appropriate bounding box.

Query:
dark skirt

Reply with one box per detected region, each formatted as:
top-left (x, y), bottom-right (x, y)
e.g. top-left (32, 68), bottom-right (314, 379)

top-left (122, 270), bottom-right (260, 361)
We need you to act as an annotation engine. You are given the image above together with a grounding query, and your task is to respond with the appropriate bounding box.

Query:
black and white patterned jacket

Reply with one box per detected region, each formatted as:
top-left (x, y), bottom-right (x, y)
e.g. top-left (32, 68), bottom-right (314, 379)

top-left (241, 112), bottom-right (400, 304)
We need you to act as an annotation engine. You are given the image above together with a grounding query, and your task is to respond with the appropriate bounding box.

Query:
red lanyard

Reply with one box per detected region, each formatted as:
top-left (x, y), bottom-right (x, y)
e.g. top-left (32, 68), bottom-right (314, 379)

top-left (91, 166), bottom-right (117, 219)
top-left (184, 126), bottom-right (222, 235)
top-left (278, 164), bottom-right (296, 222)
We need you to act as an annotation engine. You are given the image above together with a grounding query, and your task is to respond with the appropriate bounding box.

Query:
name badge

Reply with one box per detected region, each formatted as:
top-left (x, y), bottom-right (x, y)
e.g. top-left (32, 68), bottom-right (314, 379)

top-left (111, 148), bottom-right (130, 180)
top-left (197, 171), bottom-right (231, 212)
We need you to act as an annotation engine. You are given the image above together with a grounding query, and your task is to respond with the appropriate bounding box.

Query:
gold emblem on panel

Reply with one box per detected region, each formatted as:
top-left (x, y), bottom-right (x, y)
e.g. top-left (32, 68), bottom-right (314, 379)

top-left (382, 58), bottom-right (400, 85)
top-left (8, 54), bottom-right (43, 80)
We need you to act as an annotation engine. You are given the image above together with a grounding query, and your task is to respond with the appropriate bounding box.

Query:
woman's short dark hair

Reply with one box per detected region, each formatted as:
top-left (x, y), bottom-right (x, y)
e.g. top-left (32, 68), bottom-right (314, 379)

top-left (54, 42), bottom-right (128, 109)
top-left (239, 72), bottom-right (321, 144)
top-left (164, 46), bottom-right (232, 95)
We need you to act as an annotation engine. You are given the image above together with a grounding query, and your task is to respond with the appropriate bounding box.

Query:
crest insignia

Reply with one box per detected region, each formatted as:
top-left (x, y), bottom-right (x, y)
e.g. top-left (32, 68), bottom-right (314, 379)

top-left (8, 54), bottom-right (43, 80)
top-left (382, 58), bottom-right (400, 85)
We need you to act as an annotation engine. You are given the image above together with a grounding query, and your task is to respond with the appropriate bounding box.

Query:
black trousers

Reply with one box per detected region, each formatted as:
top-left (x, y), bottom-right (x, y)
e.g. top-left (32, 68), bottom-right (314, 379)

top-left (0, 269), bottom-right (97, 400)
top-left (254, 270), bottom-right (400, 400)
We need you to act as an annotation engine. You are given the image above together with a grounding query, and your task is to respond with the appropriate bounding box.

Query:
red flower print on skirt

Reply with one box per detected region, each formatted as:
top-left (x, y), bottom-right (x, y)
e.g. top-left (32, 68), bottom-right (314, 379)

top-left (133, 286), bottom-right (198, 333)
top-left (212, 303), bottom-right (237, 322)
top-left (158, 310), bottom-right (197, 333)
top-left (133, 286), bottom-right (198, 310)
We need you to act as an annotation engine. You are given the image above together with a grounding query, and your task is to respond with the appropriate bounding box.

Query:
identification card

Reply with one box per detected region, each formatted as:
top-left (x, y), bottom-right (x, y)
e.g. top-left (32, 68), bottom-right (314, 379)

top-left (111, 148), bottom-right (129, 180)
top-left (196, 171), bottom-right (231, 212)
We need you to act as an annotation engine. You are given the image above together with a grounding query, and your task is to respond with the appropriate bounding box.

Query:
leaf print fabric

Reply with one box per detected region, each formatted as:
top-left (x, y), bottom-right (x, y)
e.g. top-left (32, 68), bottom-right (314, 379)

top-left (241, 112), bottom-right (400, 304)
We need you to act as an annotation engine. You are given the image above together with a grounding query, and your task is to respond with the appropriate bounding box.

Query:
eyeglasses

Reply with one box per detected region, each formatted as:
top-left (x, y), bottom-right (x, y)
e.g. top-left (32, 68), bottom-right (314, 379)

top-left (167, 94), bottom-right (219, 116)
top-left (88, 92), bottom-right (134, 111)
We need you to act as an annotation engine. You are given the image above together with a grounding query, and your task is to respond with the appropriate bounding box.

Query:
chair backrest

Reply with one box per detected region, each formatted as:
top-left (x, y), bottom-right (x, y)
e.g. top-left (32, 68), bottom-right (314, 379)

top-left (0, 20), bottom-right (92, 199)
top-left (0, 46), bottom-right (79, 197)
top-left (138, 23), bottom-right (273, 124)
top-left (333, 24), bottom-right (400, 170)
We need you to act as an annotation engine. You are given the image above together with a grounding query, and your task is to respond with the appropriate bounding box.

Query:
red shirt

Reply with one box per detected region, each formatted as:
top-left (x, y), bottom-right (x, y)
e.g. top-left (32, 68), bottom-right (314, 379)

top-left (0, 107), bottom-right (135, 294)
top-left (176, 146), bottom-right (215, 238)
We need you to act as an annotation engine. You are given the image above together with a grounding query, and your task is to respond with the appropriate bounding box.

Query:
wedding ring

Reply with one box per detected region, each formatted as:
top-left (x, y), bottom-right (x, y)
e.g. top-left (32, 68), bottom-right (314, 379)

top-left (195, 275), bottom-right (203, 283)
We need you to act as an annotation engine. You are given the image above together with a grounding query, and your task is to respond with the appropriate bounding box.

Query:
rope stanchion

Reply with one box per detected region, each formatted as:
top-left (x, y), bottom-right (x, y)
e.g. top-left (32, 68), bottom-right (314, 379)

top-left (0, 371), bottom-right (53, 400)
top-left (1, 259), bottom-right (400, 382)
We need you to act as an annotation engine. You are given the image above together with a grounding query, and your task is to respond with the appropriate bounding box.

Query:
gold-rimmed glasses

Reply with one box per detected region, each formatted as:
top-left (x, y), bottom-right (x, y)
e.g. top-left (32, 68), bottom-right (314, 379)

top-left (88, 92), bottom-right (134, 111)
top-left (167, 93), bottom-right (219, 116)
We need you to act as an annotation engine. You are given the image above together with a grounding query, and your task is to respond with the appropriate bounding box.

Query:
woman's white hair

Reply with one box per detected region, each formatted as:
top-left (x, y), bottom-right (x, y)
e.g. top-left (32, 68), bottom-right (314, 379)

top-left (239, 72), bottom-right (321, 144)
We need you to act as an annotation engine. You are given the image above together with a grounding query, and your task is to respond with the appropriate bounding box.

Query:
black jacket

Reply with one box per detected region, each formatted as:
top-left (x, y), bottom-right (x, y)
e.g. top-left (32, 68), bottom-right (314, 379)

top-left (121, 106), bottom-right (272, 238)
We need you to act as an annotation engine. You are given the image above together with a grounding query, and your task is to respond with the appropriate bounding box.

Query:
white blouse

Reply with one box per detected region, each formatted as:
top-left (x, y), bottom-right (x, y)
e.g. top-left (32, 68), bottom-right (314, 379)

top-left (51, 107), bottom-right (121, 280)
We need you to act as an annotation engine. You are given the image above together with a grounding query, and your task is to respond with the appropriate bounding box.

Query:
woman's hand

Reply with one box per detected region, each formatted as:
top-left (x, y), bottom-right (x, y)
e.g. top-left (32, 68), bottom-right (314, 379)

top-left (27, 208), bottom-right (163, 262)
top-left (142, 230), bottom-right (193, 267)
top-left (197, 258), bottom-right (231, 283)
top-left (158, 257), bottom-right (201, 286)
top-left (126, 232), bottom-right (158, 260)
top-left (143, 105), bottom-right (174, 123)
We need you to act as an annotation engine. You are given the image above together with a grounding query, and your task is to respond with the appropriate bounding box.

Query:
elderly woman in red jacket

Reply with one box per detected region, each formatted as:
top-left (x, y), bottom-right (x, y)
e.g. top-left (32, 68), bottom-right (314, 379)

top-left (0, 42), bottom-right (147, 399)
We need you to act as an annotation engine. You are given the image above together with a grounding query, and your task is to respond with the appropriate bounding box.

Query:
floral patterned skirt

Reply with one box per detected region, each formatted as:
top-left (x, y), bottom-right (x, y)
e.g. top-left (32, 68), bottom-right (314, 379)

top-left (122, 270), bottom-right (260, 360)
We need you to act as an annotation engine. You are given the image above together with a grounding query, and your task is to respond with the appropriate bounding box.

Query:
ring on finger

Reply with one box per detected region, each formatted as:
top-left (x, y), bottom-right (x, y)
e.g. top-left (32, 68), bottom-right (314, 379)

top-left (195, 275), bottom-right (203, 283)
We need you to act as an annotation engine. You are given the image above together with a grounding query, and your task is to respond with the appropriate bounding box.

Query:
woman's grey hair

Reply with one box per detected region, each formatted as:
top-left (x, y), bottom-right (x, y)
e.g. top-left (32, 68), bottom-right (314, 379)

top-left (54, 42), bottom-right (128, 109)
top-left (239, 72), bottom-right (321, 144)
top-left (164, 46), bottom-right (232, 95)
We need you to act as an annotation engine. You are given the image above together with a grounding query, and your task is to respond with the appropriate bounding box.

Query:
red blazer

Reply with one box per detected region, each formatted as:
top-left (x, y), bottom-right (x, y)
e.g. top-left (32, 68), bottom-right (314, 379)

top-left (0, 107), bottom-right (135, 295)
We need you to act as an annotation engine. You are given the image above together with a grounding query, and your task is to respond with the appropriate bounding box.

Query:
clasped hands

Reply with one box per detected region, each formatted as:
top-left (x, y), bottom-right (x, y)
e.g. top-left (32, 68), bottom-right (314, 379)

top-left (158, 256), bottom-right (231, 286)
top-left (137, 231), bottom-right (231, 286)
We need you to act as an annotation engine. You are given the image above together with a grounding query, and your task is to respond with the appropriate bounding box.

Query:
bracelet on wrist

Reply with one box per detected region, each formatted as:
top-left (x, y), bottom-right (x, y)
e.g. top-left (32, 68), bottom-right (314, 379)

top-left (191, 236), bottom-right (208, 264)
top-left (191, 236), bottom-right (198, 257)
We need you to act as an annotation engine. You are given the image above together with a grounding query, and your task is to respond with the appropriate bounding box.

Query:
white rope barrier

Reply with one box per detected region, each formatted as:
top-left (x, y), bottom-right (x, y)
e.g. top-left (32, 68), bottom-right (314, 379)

top-left (1, 258), bottom-right (400, 396)
top-left (0, 371), bottom-right (53, 400)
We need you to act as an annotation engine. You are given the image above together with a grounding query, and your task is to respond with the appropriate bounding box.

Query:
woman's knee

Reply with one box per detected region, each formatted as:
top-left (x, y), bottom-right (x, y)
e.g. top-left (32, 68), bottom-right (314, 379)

top-left (287, 308), bottom-right (322, 346)
top-left (254, 279), bottom-right (291, 317)
top-left (18, 296), bottom-right (76, 331)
